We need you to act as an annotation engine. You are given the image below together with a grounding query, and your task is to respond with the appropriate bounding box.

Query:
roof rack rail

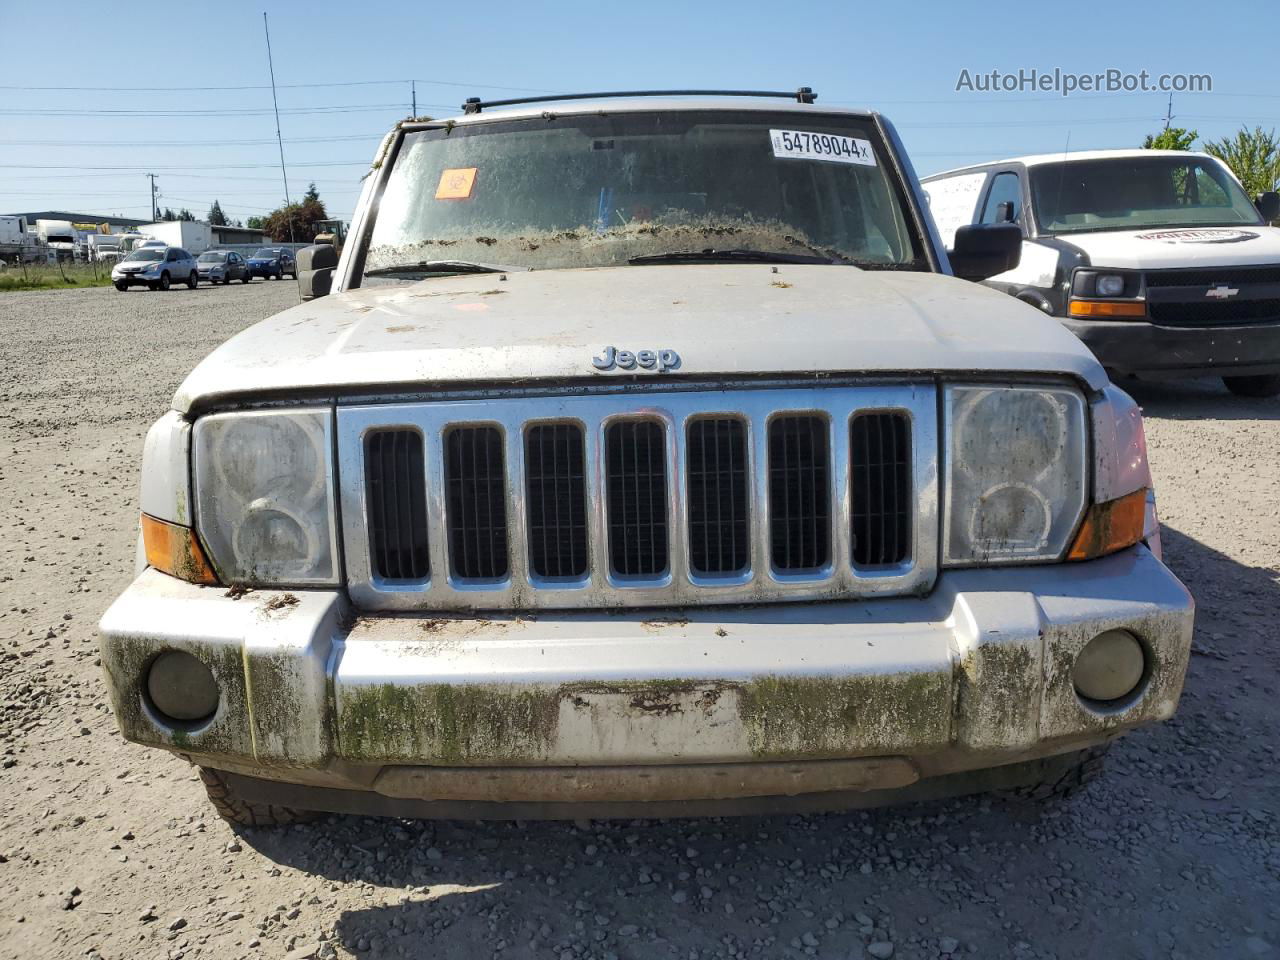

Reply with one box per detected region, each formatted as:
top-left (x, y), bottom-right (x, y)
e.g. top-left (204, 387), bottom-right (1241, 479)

top-left (461, 87), bottom-right (817, 115)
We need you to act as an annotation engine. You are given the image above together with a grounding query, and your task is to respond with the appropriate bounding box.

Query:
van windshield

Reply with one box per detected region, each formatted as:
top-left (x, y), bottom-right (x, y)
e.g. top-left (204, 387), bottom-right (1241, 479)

top-left (1030, 156), bottom-right (1263, 234)
top-left (363, 110), bottom-right (926, 278)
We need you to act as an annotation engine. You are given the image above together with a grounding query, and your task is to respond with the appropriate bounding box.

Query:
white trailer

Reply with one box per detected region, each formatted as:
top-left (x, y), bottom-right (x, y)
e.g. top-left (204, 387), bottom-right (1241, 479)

top-left (86, 232), bottom-right (122, 263)
top-left (137, 221), bottom-right (213, 255)
top-left (0, 215), bottom-right (35, 264)
top-left (35, 219), bottom-right (78, 261)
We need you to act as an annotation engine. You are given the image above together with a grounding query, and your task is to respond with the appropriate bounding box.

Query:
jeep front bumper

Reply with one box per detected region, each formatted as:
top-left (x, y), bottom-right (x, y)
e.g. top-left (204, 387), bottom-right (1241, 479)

top-left (99, 545), bottom-right (1193, 817)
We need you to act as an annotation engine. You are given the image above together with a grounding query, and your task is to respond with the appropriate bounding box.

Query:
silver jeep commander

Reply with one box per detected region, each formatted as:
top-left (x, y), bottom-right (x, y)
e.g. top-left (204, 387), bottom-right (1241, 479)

top-left (100, 89), bottom-right (1194, 826)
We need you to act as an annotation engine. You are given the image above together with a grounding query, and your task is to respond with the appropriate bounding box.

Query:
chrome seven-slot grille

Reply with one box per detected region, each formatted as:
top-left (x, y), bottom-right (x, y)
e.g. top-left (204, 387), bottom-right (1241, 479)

top-left (338, 385), bottom-right (938, 610)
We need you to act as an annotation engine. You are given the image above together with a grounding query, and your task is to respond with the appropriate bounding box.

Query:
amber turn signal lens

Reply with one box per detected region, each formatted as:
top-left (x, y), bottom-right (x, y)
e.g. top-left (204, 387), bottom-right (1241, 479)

top-left (1068, 489), bottom-right (1148, 561)
top-left (141, 514), bottom-right (219, 585)
top-left (1068, 299), bottom-right (1147, 319)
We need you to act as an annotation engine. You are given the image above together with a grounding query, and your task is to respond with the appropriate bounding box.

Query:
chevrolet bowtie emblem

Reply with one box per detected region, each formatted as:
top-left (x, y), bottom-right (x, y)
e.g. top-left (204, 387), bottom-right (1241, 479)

top-left (1205, 284), bottom-right (1239, 299)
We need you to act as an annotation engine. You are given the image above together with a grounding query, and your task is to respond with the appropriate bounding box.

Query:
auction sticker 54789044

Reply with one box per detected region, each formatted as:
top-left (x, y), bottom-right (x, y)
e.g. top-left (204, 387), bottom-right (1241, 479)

top-left (770, 130), bottom-right (877, 166)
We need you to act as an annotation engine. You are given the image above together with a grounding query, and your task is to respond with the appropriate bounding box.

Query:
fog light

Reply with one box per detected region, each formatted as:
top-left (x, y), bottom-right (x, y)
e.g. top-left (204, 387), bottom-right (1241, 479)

top-left (146, 650), bottom-right (219, 723)
top-left (1073, 630), bottom-right (1145, 703)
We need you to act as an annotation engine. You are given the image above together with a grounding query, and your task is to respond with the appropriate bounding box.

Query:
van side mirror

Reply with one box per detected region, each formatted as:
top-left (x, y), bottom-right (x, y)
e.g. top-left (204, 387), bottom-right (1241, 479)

top-left (1256, 191), bottom-right (1280, 222)
top-left (947, 222), bottom-right (1022, 282)
top-left (296, 243), bottom-right (339, 301)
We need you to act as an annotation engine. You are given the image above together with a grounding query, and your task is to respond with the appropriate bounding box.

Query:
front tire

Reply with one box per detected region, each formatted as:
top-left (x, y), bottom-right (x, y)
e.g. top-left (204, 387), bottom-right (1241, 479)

top-left (158, 272), bottom-right (171, 292)
top-left (187, 272), bottom-right (198, 289)
top-left (240, 274), bottom-right (250, 284)
top-left (1000, 744), bottom-right (1109, 804)
top-left (1223, 374), bottom-right (1280, 398)
top-left (198, 767), bottom-right (320, 828)
top-left (114, 282), bottom-right (128, 292)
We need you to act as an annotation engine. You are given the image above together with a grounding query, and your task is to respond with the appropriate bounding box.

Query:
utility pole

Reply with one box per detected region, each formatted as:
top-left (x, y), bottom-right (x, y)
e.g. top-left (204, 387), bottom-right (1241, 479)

top-left (147, 173), bottom-right (158, 221)
top-left (1162, 93), bottom-right (1175, 131)
top-left (262, 12), bottom-right (294, 242)
top-left (411, 79), bottom-right (417, 118)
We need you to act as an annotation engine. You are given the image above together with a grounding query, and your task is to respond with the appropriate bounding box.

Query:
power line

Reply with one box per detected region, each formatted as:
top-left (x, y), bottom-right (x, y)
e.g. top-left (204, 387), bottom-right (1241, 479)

top-left (0, 134), bottom-right (384, 147)
top-left (0, 78), bottom-right (559, 93)
top-left (0, 102), bottom-right (450, 117)
top-left (0, 161), bottom-right (369, 171)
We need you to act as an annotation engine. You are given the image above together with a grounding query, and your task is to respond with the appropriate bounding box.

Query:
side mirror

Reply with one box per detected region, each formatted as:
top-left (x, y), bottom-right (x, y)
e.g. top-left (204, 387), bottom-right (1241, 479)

top-left (1255, 191), bottom-right (1280, 222)
top-left (296, 243), bottom-right (338, 301)
top-left (948, 223), bottom-right (1022, 283)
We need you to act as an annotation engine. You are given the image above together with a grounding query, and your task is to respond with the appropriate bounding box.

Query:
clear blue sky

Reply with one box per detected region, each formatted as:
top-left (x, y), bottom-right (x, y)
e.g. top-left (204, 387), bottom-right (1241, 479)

top-left (2, 0), bottom-right (1276, 225)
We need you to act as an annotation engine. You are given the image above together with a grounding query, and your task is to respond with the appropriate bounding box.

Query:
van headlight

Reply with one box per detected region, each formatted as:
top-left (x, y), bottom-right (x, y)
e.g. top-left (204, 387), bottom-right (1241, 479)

top-left (943, 385), bottom-right (1088, 565)
top-left (193, 409), bottom-right (338, 585)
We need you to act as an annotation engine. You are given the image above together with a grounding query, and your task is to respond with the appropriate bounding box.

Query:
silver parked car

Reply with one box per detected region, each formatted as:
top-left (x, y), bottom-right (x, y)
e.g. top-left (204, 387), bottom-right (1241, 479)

top-left (111, 246), bottom-right (199, 292)
top-left (196, 250), bottom-right (250, 285)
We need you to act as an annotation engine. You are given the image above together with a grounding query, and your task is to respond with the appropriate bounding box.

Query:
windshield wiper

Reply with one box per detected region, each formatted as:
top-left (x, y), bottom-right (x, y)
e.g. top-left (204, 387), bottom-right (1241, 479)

top-left (363, 259), bottom-right (525, 277)
top-left (628, 248), bottom-right (833, 266)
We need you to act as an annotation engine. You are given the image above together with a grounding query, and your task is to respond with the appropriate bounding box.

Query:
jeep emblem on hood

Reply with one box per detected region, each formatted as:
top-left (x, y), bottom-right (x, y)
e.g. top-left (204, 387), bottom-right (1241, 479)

top-left (592, 346), bottom-right (681, 372)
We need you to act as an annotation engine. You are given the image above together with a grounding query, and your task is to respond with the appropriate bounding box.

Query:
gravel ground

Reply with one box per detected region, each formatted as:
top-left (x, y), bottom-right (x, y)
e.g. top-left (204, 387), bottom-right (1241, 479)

top-left (1, 282), bottom-right (1277, 960)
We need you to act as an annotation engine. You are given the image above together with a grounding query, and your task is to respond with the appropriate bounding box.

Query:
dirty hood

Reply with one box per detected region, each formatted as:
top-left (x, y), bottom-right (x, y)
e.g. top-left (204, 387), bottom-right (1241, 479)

top-left (173, 264), bottom-right (1106, 412)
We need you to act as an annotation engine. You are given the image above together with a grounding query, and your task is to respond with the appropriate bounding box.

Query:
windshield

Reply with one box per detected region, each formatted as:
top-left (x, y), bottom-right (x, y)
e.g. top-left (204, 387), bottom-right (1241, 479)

top-left (123, 249), bottom-right (164, 262)
top-left (1030, 156), bottom-right (1262, 234)
top-left (252, 248), bottom-right (279, 258)
top-left (197, 252), bottom-right (226, 262)
top-left (363, 110), bottom-right (925, 278)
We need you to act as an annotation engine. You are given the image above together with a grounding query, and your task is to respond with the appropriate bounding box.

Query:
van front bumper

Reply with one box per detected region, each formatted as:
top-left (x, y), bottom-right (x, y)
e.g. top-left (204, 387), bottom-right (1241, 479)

top-left (1064, 316), bottom-right (1280, 378)
top-left (99, 546), bottom-right (1193, 817)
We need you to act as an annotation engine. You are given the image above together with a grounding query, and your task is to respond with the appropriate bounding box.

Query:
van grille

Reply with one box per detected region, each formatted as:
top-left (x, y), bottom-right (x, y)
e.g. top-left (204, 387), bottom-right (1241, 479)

top-left (339, 385), bottom-right (937, 609)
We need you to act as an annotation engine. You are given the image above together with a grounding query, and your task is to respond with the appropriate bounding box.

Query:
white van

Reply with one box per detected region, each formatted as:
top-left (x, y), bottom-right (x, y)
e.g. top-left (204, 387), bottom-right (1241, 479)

top-left (922, 149), bottom-right (1280, 397)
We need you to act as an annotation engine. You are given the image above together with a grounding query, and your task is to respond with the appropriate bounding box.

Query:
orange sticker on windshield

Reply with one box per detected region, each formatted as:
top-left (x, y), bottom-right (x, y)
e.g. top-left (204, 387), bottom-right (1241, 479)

top-left (436, 167), bottom-right (477, 200)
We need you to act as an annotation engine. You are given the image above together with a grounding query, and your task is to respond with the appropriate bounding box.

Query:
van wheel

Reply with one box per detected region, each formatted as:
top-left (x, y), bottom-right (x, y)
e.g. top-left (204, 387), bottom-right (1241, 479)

top-left (1223, 374), bottom-right (1280, 398)
top-left (198, 767), bottom-right (320, 828)
top-left (158, 272), bottom-right (171, 291)
top-left (999, 744), bottom-right (1109, 804)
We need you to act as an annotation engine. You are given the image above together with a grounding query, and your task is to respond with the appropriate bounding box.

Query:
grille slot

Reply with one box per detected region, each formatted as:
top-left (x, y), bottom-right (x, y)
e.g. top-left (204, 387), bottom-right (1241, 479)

top-left (605, 420), bottom-right (668, 577)
top-left (444, 426), bottom-right (508, 580)
top-left (525, 424), bottom-right (588, 579)
top-left (686, 418), bottom-right (749, 575)
top-left (850, 412), bottom-right (911, 566)
top-left (1146, 264), bottom-right (1280, 288)
top-left (365, 429), bottom-right (430, 581)
top-left (768, 416), bottom-right (830, 571)
top-left (1148, 299), bottom-right (1280, 327)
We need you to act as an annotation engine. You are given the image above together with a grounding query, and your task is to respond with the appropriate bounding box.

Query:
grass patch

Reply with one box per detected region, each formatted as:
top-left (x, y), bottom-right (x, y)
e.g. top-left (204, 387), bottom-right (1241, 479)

top-left (0, 262), bottom-right (117, 292)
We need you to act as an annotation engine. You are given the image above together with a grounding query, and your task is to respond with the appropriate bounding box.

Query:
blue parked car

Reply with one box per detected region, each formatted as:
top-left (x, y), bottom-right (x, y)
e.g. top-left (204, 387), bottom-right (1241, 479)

top-left (246, 247), bottom-right (297, 281)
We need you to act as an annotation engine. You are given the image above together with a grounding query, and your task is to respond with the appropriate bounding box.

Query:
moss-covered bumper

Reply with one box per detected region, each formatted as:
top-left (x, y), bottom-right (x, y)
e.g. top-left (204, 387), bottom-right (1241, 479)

top-left (98, 546), bottom-right (1192, 802)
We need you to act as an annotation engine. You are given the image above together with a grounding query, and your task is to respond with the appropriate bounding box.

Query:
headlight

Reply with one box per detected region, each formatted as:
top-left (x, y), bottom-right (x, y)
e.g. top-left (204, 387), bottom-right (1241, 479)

top-left (193, 409), bottom-right (338, 585)
top-left (943, 385), bottom-right (1088, 565)
top-left (1096, 274), bottom-right (1125, 297)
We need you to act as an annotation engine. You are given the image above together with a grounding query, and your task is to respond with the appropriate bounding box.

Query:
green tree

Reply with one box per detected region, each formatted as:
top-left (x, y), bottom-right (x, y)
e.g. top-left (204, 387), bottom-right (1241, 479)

top-left (160, 207), bottom-right (176, 222)
top-left (1142, 127), bottom-right (1197, 151)
top-left (177, 208), bottom-right (195, 222)
top-left (245, 216), bottom-right (265, 230)
top-left (1202, 126), bottom-right (1280, 199)
top-left (262, 185), bottom-right (329, 242)
top-left (208, 200), bottom-right (228, 226)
